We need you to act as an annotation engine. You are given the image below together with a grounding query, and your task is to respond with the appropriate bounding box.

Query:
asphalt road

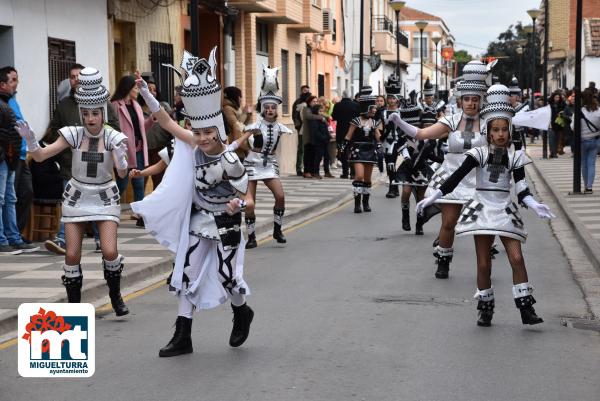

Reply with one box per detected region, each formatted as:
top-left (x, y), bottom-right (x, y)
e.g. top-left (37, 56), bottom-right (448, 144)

top-left (1, 186), bottom-right (599, 401)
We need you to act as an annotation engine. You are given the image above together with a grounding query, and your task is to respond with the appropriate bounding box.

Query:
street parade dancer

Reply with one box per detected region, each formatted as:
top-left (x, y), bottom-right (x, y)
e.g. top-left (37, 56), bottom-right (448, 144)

top-left (390, 60), bottom-right (491, 279)
top-left (342, 87), bottom-right (382, 213)
top-left (393, 91), bottom-right (445, 235)
top-left (243, 65), bottom-right (293, 249)
top-left (132, 47), bottom-right (254, 357)
top-left (17, 68), bottom-right (130, 315)
top-left (416, 84), bottom-right (554, 327)
top-left (379, 74), bottom-right (403, 199)
top-left (508, 76), bottom-right (529, 150)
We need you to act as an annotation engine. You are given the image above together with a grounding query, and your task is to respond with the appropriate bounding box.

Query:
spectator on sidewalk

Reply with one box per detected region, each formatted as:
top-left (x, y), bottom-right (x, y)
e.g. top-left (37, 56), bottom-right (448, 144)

top-left (331, 91), bottom-right (359, 178)
top-left (44, 63), bottom-right (120, 255)
top-left (310, 101), bottom-right (332, 179)
top-left (0, 66), bottom-right (37, 253)
top-left (562, 89), bottom-right (575, 152)
top-left (292, 85), bottom-right (311, 176)
top-left (301, 95), bottom-right (326, 178)
top-left (573, 89), bottom-right (600, 194)
top-left (138, 73), bottom-right (172, 189)
top-left (223, 86), bottom-right (252, 160)
top-left (111, 75), bottom-right (152, 210)
top-left (548, 91), bottom-right (565, 158)
top-left (5, 67), bottom-right (34, 239)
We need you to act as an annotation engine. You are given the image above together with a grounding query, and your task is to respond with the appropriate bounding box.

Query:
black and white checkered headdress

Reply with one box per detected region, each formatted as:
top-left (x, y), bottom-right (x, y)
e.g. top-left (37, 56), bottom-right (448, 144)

top-left (164, 46), bottom-right (227, 142)
top-left (358, 86), bottom-right (377, 115)
top-left (74, 68), bottom-right (110, 122)
top-left (456, 60), bottom-right (488, 100)
top-left (385, 74), bottom-right (402, 99)
top-left (423, 78), bottom-right (435, 97)
top-left (508, 76), bottom-right (522, 96)
top-left (400, 90), bottom-right (421, 126)
top-left (480, 84), bottom-right (515, 133)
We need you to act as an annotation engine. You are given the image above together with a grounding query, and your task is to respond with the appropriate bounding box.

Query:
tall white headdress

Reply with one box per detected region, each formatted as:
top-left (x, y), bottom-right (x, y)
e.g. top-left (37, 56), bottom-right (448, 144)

top-left (258, 65), bottom-right (283, 108)
top-left (480, 84), bottom-right (516, 133)
top-left (164, 46), bottom-right (227, 142)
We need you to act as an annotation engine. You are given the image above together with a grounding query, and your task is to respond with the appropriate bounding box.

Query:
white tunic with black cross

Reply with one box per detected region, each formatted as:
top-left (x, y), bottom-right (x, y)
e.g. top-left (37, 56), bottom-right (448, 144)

top-left (425, 112), bottom-right (487, 203)
top-left (58, 126), bottom-right (127, 223)
top-left (438, 146), bottom-right (533, 242)
top-left (243, 120), bottom-right (293, 180)
top-left (380, 109), bottom-right (403, 155)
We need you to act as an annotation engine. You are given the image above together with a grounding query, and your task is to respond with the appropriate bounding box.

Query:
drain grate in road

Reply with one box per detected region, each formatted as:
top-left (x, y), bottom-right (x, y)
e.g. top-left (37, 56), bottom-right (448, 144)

top-left (560, 317), bottom-right (600, 332)
top-left (373, 295), bottom-right (469, 307)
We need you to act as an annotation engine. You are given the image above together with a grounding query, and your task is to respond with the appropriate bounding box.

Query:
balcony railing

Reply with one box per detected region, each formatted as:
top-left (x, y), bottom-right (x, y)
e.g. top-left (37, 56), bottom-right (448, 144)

top-left (373, 16), bottom-right (393, 33)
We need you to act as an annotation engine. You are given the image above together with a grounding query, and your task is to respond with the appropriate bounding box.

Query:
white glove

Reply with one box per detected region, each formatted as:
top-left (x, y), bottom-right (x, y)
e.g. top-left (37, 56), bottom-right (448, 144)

top-left (416, 189), bottom-right (443, 216)
top-left (136, 78), bottom-right (161, 113)
top-left (401, 147), bottom-right (411, 160)
top-left (112, 141), bottom-right (129, 171)
top-left (226, 198), bottom-right (246, 216)
top-left (15, 121), bottom-right (40, 152)
top-left (388, 113), bottom-right (418, 138)
top-left (522, 195), bottom-right (555, 219)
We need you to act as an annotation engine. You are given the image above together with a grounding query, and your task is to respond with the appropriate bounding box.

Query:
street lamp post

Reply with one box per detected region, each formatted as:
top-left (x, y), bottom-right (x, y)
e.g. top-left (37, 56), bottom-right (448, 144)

top-left (543, 0), bottom-right (549, 105)
top-left (516, 45), bottom-right (523, 87)
top-left (572, 0), bottom-right (583, 194)
top-left (528, 8), bottom-right (545, 157)
top-left (359, 0), bottom-right (365, 90)
top-left (522, 25), bottom-right (533, 104)
top-left (415, 20), bottom-right (428, 100)
top-left (432, 35), bottom-right (441, 94)
top-left (390, 1), bottom-right (406, 81)
top-left (191, 0), bottom-right (198, 54)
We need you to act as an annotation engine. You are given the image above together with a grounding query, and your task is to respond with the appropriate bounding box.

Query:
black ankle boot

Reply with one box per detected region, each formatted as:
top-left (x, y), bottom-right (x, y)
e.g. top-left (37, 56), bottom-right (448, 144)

top-left (435, 255), bottom-right (451, 279)
top-left (230, 303), bottom-right (254, 347)
top-left (385, 183), bottom-right (398, 198)
top-left (477, 300), bottom-right (495, 327)
top-left (515, 295), bottom-right (543, 325)
top-left (362, 194), bottom-right (371, 212)
top-left (103, 264), bottom-right (129, 316)
top-left (159, 316), bottom-right (193, 357)
top-left (245, 233), bottom-right (257, 249)
top-left (273, 223), bottom-right (287, 243)
top-left (354, 194), bottom-right (362, 213)
top-left (62, 275), bottom-right (83, 303)
top-left (401, 203), bottom-right (411, 231)
top-left (415, 216), bottom-right (424, 235)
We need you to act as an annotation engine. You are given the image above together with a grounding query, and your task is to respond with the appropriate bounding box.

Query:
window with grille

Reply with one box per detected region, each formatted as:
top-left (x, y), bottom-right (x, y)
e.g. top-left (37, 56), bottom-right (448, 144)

top-left (48, 37), bottom-right (76, 118)
top-left (281, 50), bottom-right (289, 114)
top-left (150, 41), bottom-right (174, 106)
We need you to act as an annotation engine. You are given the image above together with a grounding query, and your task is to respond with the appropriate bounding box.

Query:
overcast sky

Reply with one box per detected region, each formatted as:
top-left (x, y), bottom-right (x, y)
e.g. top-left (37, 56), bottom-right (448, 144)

top-left (410, 0), bottom-right (542, 55)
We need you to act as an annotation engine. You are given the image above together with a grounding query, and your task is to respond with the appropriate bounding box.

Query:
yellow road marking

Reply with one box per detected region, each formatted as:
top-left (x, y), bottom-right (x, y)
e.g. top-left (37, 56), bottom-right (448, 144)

top-left (0, 196), bottom-right (353, 349)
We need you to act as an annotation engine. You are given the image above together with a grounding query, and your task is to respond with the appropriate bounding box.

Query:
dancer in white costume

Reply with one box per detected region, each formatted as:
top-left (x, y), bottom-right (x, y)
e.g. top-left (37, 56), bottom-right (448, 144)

top-left (132, 47), bottom-right (254, 357)
top-left (243, 66), bottom-right (293, 249)
top-left (390, 60), bottom-right (491, 279)
top-left (417, 84), bottom-right (554, 327)
top-left (17, 68), bottom-right (130, 316)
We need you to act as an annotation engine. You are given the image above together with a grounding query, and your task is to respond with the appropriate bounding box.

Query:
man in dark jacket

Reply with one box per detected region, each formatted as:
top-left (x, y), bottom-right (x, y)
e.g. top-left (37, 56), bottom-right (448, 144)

top-left (331, 91), bottom-right (359, 178)
top-left (291, 85), bottom-right (311, 176)
top-left (0, 66), bottom-right (37, 254)
top-left (43, 63), bottom-right (121, 255)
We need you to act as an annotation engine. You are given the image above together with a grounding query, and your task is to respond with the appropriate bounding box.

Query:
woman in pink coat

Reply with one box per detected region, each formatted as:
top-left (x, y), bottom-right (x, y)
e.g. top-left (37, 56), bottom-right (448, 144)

top-left (111, 75), bottom-right (153, 209)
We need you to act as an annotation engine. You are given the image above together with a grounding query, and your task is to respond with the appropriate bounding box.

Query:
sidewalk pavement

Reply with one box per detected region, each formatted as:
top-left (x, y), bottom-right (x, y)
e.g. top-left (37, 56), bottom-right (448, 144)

top-left (527, 145), bottom-right (600, 272)
top-left (0, 171), bottom-right (370, 338)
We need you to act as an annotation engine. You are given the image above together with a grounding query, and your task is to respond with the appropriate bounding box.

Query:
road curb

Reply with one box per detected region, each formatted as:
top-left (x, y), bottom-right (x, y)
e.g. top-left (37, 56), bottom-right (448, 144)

top-left (0, 185), bottom-right (355, 339)
top-left (529, 157), bottom-right (600, 275)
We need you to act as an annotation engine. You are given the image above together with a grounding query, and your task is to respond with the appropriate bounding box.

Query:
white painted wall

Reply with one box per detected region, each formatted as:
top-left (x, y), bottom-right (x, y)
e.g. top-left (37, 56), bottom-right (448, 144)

top-left (0, 0), bottom-right (109, 135)
top-left (582, 57), bottom-right (600, 89)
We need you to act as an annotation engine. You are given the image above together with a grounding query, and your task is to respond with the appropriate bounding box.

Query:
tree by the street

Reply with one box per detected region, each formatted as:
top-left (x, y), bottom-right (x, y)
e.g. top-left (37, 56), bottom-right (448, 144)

top-left (485, 22), bottom-right (542, 93)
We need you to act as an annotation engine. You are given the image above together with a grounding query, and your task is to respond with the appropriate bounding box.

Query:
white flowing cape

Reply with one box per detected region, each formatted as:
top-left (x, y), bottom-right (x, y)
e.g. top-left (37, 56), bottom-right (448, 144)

top-left (131, 139), bottom-right (194, 291)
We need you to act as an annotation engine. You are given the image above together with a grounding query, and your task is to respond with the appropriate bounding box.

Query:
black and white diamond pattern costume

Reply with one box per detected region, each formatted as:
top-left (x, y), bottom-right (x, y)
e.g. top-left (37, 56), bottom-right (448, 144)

top-left (438, 145), bottom-right (532, 242)
top-left (131, 48), bottom-right (251, 310)
top-left (243, 119), bottom-right (292, 180)
top-left (59, 126), bottom-right (126, 223)
top-left (424, 111), bottom-right (487, 203)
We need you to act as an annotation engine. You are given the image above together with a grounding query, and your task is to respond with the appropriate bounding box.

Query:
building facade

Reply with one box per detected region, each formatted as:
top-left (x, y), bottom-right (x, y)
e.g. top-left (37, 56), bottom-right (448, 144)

top-left (0, 0), bottom-right (110, 134)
